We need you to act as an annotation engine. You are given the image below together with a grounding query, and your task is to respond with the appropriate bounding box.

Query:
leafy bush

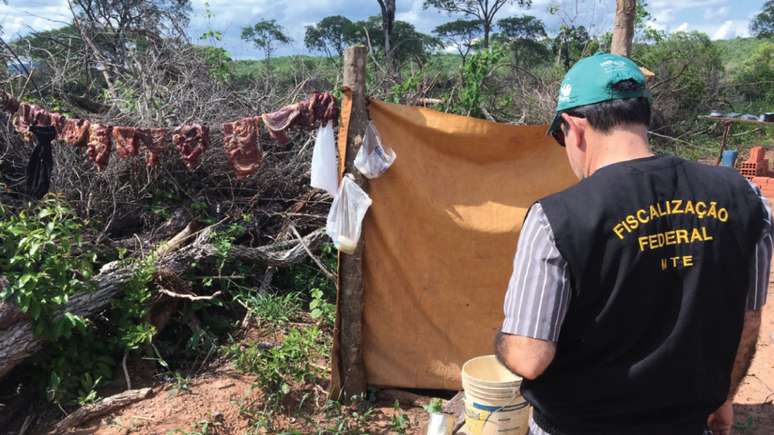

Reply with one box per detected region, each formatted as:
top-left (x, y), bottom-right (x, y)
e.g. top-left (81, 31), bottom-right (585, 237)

top-left (0, 199), bottom-right (94, 338)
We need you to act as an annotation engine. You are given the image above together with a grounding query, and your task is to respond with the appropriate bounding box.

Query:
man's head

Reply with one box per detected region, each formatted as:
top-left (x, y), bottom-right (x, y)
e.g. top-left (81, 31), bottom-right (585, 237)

top-left (547, 53), bottom-right (652, 178)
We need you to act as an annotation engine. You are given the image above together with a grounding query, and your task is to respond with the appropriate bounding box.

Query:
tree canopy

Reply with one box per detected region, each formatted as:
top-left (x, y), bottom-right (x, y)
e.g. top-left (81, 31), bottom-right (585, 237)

top-left (433, 19), bottom-right (483, 62)
top-left (241, 19), bottom-right (291, 61)
top-left (304, 15), bottom-right (355, 58)
top-left (423, 0), bottom-right (532, 48)
top-left (751, 0), bottom-right (774, 38)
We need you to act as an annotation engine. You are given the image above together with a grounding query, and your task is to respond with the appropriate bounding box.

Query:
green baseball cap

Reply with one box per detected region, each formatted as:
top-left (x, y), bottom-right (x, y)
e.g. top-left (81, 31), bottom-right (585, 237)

top-left (547, 52), bottom-right (651, 135)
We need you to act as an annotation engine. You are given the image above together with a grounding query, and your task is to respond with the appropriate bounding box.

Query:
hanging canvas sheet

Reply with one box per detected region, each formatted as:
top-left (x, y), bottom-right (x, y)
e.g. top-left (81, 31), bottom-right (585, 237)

top-left (334, 99), bottom-right (577, 390)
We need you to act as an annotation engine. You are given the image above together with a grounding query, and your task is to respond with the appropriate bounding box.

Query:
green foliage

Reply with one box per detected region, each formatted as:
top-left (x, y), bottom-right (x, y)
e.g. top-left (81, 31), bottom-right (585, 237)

top-left (553, 24), bottom-right (592, 70)
top-left (423, 0), bottom-right (532, 47)
top-left (732, 41), bottom-right (774, 106)
top-left (236, 291), bottom-right (302, 325)
top-left (635, 32), bottom-right (723, 122)
top-left (454, 47), bottom-right (505, 116)
top-left (433, 19), bottom-right (483, 60)
top-left (318, 396), bottom-right (377, 434)
top-left (495, 15), bottom-right (549, 65)
top-left (751, 1), bottom-right (774, 38)
top-left (241, 19), bottom-right (292, 61)
top-left (388, 71), bottom-right (423, 104)
top-left (390, 400), bottom-right (409, 434)
top-left (424, 397), bottom-right (444, 414)
top-left (304, 15), bottom-right (356, 58)
top-left (227, 326), bottom-right (324, 409)
top-left (309, 288), bottom-right (335, 326)
top-left (0, 199), bottom-right (94, 339)
top-left (113, 251), bottom-right (158, 351)
top-left (349, 16), bottom-right (440, 66)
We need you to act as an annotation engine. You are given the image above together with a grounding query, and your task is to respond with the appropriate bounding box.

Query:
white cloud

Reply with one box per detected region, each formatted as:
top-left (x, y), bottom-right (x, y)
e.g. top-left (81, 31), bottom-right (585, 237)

top-left (704, 6), bottom-right (728, 20)
top-left (674, 22), bottom-right (690, 32)
top-left (712, 20), bottom-right (735, 39)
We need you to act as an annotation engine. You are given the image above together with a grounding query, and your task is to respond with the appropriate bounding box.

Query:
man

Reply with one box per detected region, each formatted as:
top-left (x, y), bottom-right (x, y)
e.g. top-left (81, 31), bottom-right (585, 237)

top-left (494, 52), bottom-right (771, 435)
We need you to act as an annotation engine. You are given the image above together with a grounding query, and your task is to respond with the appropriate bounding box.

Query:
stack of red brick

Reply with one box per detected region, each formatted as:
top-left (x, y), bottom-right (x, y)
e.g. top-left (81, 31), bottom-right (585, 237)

top-left (740, 146), bottom-right (769, 179)
top-left (743, 146), bottom-right (774, 199)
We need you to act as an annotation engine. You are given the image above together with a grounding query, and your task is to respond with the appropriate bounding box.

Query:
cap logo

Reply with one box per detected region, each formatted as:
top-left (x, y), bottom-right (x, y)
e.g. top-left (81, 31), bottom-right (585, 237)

top-left (600, 59), bottom-right (627, 73)
top-left (559, 83), bottom-right (572, 103)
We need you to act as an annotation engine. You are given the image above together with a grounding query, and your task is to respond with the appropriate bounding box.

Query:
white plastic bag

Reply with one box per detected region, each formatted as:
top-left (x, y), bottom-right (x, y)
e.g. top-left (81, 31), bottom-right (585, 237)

top-left (326, 174), bottom-right (372, 254)
top-left (354, 121), bottom-right (396, 179)
top-left (310, 121), bottom-right (339, 196)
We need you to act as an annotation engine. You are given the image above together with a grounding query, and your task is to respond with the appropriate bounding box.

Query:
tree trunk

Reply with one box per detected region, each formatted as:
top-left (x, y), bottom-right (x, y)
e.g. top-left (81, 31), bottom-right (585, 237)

top-left (335, 46), bottom-right (369, 401)
top-left (611, 0), bottom-right (636, 56)
top-left (483, 21), bottom-right (491, 49)
top-left (377, 0), bottom-right (396, 73)
top-left (0, 225), bottom-right (325, 381)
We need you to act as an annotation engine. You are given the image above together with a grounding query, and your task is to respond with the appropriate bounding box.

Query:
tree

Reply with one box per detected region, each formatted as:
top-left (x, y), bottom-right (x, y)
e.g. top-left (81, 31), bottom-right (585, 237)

top-left (553, 24), bottom-right (591, 70)
top-left (350, 17), bottom-right (440, 66)
top-left (304, 15), bottom-right (355, 58)
top-left (376, 0), bottom-right (396, 71)
top-left (423, 0), bottom-right (532, 48)
top-left (241, 19), bottom-right (291, 64)
top-left (496, 15), bottom-right (549, 65)
top-left (611, 0), bottom-right (636, 56)
top-left (751, 1), bottom-right (774, 38)
top-left (433, 19), bottom-right (483, 64)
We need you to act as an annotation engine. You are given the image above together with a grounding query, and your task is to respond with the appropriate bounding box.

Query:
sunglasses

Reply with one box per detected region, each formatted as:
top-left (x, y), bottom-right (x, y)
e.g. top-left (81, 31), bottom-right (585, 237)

top-left (551, 112), bottom-right (585, 147)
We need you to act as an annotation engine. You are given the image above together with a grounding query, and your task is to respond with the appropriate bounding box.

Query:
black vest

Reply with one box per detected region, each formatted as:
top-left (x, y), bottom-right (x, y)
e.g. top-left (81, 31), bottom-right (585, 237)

top-left (523, 155), bottom-right (765, 435)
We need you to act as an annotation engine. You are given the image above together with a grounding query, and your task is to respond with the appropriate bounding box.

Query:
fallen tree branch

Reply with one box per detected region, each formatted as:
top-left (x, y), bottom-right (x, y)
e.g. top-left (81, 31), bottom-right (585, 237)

top-left (49, 387), bottom-right (153, 434)
top-left (0, 224), bottom-right (326, 380)
top-left (157, 287), bottom-right (222, 301)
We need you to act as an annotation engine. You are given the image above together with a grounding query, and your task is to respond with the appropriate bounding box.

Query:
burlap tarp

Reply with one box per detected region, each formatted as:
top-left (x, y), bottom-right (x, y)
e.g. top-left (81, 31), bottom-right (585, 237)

top-left (334, 99), bottom-right (577, 391)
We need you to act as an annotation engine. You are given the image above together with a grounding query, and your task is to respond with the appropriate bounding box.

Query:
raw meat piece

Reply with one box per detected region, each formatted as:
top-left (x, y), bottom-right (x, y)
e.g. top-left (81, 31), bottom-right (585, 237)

top-left (222, 117), bottom-right (262, 179)
top-left (172, 123), bottom-right (209, 170)
top-left (260, 92), bottom-right (338, 144)
top-left (112, 126), bottom-right (141, 158)
top-left (31, 106), bottom-right (51, 127)
top-left (142, 128), bottom-right (168, 167)
top-left (0, 92), bottom-right (19, 113)
top-left (12, 102), bottom-right (34, 142)
top-left (261, 105), bottom-right (299, 144)
top-left (60, 118), bottom-right (90, 147)
top-left (87, 123), bottom-right (113, 171)
top-left (48, 112), bottom-right (66, 140)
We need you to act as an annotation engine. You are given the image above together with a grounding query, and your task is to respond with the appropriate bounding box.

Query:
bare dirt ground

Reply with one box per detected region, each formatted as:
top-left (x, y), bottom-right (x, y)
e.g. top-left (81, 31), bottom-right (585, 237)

top-left (732, 265), bottom-right (774, 434)
top-left (50, 268), bottom-right (774, 434)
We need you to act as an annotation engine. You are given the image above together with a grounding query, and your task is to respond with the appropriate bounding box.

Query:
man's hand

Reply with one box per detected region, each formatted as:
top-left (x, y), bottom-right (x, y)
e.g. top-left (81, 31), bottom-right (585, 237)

top-left (707, 399), bottom-right (733, 435)
top-left (494, 331), bottom-right (557, 380)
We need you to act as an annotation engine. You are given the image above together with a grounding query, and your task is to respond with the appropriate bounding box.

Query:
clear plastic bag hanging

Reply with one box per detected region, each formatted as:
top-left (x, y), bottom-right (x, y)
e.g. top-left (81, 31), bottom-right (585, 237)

top-left (310, 121), bottom-right (339, 196)
top-left (326, 174), bottom-right (372, 254)
top-left (354, 120), bottom-right (396, 179)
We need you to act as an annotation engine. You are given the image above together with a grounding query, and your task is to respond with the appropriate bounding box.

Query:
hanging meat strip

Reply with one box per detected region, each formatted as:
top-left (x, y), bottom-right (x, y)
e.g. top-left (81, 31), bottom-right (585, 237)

top-left (261, 104), bottom-right (300, 144)
top-left (1, 91), bottom-right (19, 114)
top-left (31, 106), bottom-right (51, 127)
top-left (12, 102), bottom-right (35, 142)
top-left (112, 126), bottom-right (141, 158)
top-left (60, 118), bottom-right (91, 147)
top-left (223, 117), bottom-right (262, 179)
top-left (260, 92), bottom-right (338, 144)
top-left (172, 123), bottom-right (209, 170)
top-left (136, 128), bottom-right (167, 167)
top-left (49, 112), bottom-right (66, 140)
top-left (87, 123), bottom-right (113, 171)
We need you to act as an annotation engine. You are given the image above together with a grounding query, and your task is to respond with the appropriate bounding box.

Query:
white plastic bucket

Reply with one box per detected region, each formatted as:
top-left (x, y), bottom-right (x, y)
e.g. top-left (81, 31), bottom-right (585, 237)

top-left (461, 355), bottom-right (530, 435)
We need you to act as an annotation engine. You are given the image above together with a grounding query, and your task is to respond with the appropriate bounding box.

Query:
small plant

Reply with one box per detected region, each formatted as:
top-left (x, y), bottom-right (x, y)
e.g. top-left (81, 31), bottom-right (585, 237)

top-left (309, 288), bottom-right (335, 326)
top-left (424, 397), bottom-right (444, 414)
top-left (236, 291), bottom-right (302, 325)
top-left (390, 400), bottom-right (409, 434)
top-left (318, 395), bottom-right (376, 434)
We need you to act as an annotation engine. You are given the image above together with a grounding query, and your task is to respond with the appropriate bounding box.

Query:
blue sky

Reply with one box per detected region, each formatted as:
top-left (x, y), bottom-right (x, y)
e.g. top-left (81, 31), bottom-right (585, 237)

top-left (0, 0), bottom-right (767, 59)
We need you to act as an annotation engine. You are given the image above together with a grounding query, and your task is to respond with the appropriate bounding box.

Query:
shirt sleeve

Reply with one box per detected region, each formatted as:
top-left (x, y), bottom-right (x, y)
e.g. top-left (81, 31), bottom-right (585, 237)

top-left (747, 181), bottom-right (772, 311)
top-left (502, 203), bottom-right (571, 342)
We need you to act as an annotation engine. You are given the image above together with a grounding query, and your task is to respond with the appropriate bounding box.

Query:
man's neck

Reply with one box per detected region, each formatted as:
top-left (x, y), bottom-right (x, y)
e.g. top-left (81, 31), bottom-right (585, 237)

top-left (585, 124), bottom-right (653, 177)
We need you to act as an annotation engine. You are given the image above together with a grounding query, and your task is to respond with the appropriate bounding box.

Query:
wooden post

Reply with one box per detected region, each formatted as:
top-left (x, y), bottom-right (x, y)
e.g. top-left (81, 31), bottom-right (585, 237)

top-left (338, 45), bottom-right (368, 399)
top-left (611, 0), bottom-right (636, 57)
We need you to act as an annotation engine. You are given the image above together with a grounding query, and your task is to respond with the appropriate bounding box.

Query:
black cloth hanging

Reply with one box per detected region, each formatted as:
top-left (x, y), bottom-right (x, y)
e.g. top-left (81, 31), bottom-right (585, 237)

top-left (26, 125), bottom-right (56, 199)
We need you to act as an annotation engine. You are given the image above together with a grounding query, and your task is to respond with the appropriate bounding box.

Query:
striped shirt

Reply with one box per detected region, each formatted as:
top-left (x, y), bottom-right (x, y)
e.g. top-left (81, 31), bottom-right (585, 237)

top-left (503, 185), bottom-right (773, 435)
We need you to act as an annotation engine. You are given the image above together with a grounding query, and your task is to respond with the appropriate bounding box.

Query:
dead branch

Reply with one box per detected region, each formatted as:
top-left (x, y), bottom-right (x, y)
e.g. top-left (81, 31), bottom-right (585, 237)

top-left (0, 224), bottom-right (326, 380)
top-left (49, 387), bottom-right (153, 434)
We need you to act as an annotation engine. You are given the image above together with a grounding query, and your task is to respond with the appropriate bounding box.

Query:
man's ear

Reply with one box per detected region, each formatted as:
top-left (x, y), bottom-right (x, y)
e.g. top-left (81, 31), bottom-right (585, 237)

top-left (561, 113), bottom-right (586, 151)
